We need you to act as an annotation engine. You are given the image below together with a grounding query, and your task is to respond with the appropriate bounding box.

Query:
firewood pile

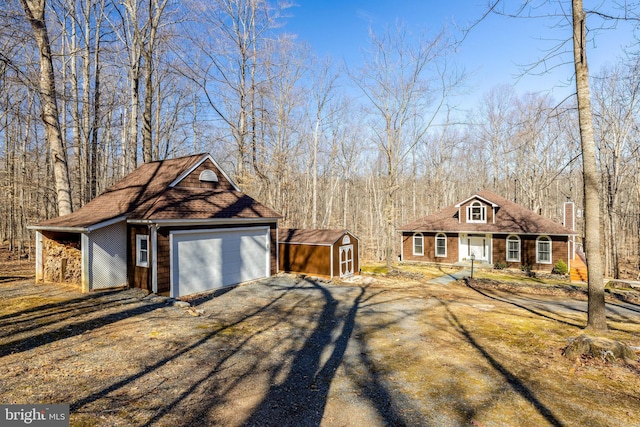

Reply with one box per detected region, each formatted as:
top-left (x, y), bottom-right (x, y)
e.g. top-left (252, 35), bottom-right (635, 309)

top-left (43, 237), bottom-right (81, 285)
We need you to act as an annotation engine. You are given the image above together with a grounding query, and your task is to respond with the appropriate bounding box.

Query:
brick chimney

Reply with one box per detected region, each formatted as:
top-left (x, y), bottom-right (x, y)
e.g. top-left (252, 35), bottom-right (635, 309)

top-left (563, 200), bottom-right (575, 231)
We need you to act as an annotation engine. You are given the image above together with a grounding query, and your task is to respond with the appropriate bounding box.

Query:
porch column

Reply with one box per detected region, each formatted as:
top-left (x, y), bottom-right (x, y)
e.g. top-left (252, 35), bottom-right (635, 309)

top-left (35, 231), bottom-right (43, 282)
top-left (151, 225), bottom-right (158, 294)
top-left (81, 233), bottom-right (90, 292)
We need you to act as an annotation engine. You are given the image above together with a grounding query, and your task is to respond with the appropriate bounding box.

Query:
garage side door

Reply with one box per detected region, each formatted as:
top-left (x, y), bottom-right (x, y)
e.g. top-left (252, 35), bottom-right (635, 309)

top-left (171, 227), bottom-right (269, 297)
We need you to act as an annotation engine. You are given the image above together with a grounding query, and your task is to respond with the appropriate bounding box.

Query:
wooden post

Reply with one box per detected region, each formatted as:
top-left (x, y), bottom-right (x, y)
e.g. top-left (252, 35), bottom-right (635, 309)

top-left (60, 258), bottom-right (67, 283)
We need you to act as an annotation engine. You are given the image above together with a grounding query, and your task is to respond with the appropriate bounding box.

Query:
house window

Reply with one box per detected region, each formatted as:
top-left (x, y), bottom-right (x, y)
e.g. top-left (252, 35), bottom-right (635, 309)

top-left (342, 235), bottom-right (351, 245)
top-left (199, 169), bottom-right (219, 182)
top-left (467, 201), bottom-right (486, 223)
top-left (506, 235), bottom-right (520, 262)
top-left (413, 233), bottom-right (424, 256)
top-left (136, 234), bottom-right (149, 268)
top-left (537, 236), bottom-right (552, 264)
top-left (435, 233), bottom-right (447, 257)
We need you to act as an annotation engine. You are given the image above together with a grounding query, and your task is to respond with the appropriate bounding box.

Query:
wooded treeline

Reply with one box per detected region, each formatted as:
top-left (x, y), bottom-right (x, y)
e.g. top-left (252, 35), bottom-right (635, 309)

top-left (1, 0), bottom-right (639, 278)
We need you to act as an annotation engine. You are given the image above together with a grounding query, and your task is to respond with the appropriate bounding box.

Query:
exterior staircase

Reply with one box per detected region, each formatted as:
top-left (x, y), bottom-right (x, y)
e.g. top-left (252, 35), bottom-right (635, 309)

top-left (570, 254), bottom-right (588, 283)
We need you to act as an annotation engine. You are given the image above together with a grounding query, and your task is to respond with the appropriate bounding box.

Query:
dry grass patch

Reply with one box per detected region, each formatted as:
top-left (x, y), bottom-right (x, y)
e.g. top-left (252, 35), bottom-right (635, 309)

top-left (361, 262), bottom-right (458, 281)
top-left (351, 281), bottom-right (640, 426)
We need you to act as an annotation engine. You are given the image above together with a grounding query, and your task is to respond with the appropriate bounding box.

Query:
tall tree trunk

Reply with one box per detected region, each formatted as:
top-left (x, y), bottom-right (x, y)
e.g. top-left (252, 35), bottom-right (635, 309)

top-left (142, 48), bottom-right (153, 163)
top-left (572, 0), bottom-right (607, 331)
top-left (20, 0), bottom-right (73, 216)
top-left (90, 11), bottom-right (103, 201)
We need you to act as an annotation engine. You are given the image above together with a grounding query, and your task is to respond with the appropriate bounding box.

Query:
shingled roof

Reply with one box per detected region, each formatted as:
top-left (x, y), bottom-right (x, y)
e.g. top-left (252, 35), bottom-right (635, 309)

top-left (398, 190), bottom-right (574, 235)
top-left (279, 228), bottom-right (353, 245)
top-left (32, 153), bottom-right (280, 230)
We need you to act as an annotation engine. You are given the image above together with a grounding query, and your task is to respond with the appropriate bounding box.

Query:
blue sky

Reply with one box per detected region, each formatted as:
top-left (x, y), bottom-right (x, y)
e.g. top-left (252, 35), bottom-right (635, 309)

top-left (284, 1), bottom-right (637, 108)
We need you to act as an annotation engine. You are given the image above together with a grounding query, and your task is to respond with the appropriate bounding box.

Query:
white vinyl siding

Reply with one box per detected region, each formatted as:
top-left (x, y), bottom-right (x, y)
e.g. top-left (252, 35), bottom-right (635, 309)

top-left (89, 221), bottom-right (128, 290)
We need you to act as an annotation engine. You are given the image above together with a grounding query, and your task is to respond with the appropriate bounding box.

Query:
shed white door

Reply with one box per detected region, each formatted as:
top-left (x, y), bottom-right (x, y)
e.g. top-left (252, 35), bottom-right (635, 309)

top-left (171, 227), bottom-right (269, 297)
top-left (339, 245), bottom-right (354, 277)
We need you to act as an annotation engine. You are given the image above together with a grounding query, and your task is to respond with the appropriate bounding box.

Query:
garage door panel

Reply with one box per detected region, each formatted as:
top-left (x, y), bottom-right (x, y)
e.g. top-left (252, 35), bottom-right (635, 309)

top-left (172, 227), bottom-right (269, 297)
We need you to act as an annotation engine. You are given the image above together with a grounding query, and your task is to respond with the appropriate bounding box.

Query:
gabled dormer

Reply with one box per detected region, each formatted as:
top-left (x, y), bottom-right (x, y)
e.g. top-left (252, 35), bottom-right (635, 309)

top-left (454, 194), bottom-right (500, 224)
top-left (170, 154), bottom-right (239, 191)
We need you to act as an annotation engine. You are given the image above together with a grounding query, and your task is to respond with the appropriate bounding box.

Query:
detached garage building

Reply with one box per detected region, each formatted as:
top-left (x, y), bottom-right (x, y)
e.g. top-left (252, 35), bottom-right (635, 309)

top-left (279, 228), bottom-right (359, 279)
top-left (29, 153), bottom-right (281, 298)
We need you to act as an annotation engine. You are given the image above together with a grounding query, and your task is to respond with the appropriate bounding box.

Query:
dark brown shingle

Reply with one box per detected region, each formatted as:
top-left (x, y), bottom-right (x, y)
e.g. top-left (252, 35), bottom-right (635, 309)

top-left (279, 228), bottom-right (350, 245)
top-left (399, 190), bottom-right (574, 235)
top-left (34, 154), bottom-right (279, 229)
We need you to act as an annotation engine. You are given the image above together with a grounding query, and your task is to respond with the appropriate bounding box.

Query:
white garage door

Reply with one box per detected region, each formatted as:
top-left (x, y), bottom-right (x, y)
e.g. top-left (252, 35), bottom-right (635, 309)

top-left (171, 227), bottom-right (269, 297)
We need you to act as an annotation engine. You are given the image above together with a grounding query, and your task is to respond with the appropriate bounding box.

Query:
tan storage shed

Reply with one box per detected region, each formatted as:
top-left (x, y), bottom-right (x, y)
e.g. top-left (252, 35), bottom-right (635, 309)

top-left (279, 228), bottom-right (359, 278)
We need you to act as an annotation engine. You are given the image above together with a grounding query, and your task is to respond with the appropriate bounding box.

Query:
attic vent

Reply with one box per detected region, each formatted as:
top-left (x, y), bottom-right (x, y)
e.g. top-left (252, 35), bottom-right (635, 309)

top-left (199, 169), bottom-right (218, 182)
top-left (342, 235), bottom-right (351, 245)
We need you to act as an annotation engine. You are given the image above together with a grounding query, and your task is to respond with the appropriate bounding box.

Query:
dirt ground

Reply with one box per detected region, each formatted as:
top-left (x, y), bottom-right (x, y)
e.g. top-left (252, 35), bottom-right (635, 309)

top-left (1, 260), bottom-right (639, 426)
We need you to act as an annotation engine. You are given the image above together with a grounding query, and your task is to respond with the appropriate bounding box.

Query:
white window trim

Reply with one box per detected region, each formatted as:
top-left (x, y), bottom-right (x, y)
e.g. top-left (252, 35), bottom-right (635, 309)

top-left (435, 233), bottom-right (447, 257)
top-left (136, 234), bottom-right (149, 268)
top-left (536, 236), bottom-right (552, 264)
top-left (506, 235), bottom-right (521, 262)
top-left (413, 233), bottom-right (424, 256)
top-left (466, 201), bottom-right (486, 223)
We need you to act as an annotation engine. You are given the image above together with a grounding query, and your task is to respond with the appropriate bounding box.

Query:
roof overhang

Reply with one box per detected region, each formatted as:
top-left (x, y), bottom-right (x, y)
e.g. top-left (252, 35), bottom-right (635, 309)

top-left (129, 217), bottom-right (279, 228)
top-left (280, 241), bottom-right (333, 246)
top-left (27, 225), bottom-right (88, 233)
top-left (279, 229), bottom-right (360, 246)
top-left (28, 215), bottom-right (128, 234)
top-left (398, 229), bottom-right (576, 236)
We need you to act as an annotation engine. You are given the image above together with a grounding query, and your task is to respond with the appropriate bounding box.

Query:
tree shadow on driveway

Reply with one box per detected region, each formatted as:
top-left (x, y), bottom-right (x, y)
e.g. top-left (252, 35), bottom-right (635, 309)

top-left (239, 278), bottom-right (364, 427)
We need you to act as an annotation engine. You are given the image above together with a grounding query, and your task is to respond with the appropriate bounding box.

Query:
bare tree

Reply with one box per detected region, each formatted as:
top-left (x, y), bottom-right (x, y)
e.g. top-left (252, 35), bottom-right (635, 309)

top-left (141, 0), bottom-right (169, 163)
top-left (352, 23), bottom-right (459, 267)
top-left (309, 57), bottom-right (338, 228)
top-left (480, 0), bottom-right (612, 330)
top-left (180, 0), bottom-right (288, 185)
top-left (592, 63), bottom-right (640, 279)
top-left (19, 0), bottom-right (73, 215)
top-left (572, 0), bottom-right (606, 331)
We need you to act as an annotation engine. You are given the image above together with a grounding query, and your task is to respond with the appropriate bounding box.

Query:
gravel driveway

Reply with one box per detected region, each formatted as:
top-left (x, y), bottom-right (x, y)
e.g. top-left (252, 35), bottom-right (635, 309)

top-left (1, 274), bottom-right (639, 427)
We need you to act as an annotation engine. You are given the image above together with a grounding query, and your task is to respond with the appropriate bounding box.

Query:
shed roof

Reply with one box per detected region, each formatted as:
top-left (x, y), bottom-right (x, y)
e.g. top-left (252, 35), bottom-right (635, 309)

top-left (398, 190), bottom-right (574, 235)
top-left (32, 153), bottom-right (280, 231)
top-left (279, 228), bottom-right (355, 245)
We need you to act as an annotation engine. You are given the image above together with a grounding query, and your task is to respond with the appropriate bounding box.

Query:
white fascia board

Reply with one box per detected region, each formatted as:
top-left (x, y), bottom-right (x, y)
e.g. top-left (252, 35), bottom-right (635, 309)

top-left (28, 216), bottom-right (128, 234)
top-left (494, 231), bottom-right (578, 237)
top-left (86, 216), bottom-right (128, 232)
top-left (399, 229), bottom-right (575, 237)
top-left (149, 217), bottom-right (278, 228)
top-left (280, 241), bottom-right (333, 247)
top-left (344, 231), bottom-right (361, 244)
top-left (127, 219), bottom-right (155, 225)
top-left (169, 153), bottom-right (241, 191)
top-left (454, 194), bottom-right (499, 208)
top-left (27, 225), bottom-right (88, 233)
